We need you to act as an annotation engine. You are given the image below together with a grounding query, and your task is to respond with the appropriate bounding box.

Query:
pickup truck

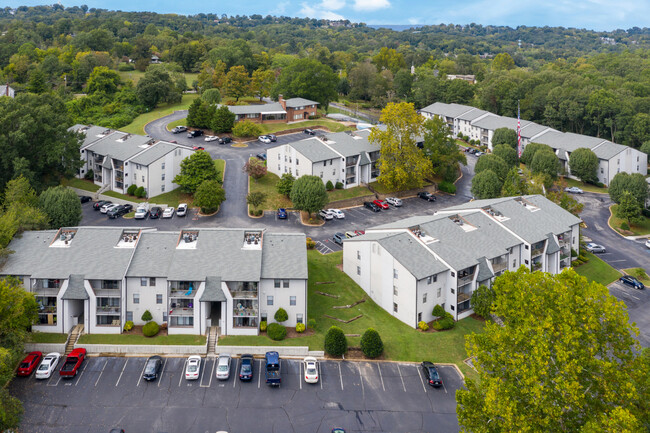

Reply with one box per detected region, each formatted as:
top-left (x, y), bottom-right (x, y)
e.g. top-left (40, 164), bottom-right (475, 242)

top-left (59, 348), bottom-right (86, 378)
top-left (264, 351), bottom-right (281, 386)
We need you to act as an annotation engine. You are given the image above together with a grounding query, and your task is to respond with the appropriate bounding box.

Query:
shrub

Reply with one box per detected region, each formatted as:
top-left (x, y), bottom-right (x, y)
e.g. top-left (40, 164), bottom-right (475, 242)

top-left (123, 320), bottom-right (134, 332)
top-left (306, 237), bottom-right (316, 249)
top-left (118, 63), bottom-right (135, 71)
top-left (418, 321), bottom-right (429, 331)
top-left (571, 248), bottom-right (578, 258)
top-left (595, 181), bottom-right (605, 188)
top-left (471, 285), bottom-right (496, 319)
top-left (296, 323), bottom-right (306, 333)
top-left (432, 313), bottom-right (455, 330)
top-left (127, 184), bottom-right (137, 195)
top-left (335, 181), bottom-right (344, 189)
top-left (325, 180), bottom-right (334, 191)
top-left (232, 120), bottom-right (262, 138)
top-left (621, 221), bottom-right (630, 231)
top-left (141, 310), bottom-right (153, 322)
top-left (632, 268), bottom-right (648, 280)
top-left (135, 186), bottom-right (145, 198)
top-left (360, 328), bottom-right (384, 358)
top-left (438, 181), bottom-right (456, 194)
top-left (307, 318), bottom-right (316, 329)
top-left (84, 169), bottom-right (94, 180)
top-left (267, 323), bottom-right (287, 341)
top-left (274, 308), bottom-right (288, 323)
top-left (308, 114), bottom-right (321, 120)
top-left (142, 321), bottom-right (160, 337)
top-left (324, 326), bottom-right (347, 356)
top-left (642, 207), bottom-right (650, 218)
top-left (260, 320), bottom-right (267, 332)
top-left (432, 304), bottom-right (446, 317)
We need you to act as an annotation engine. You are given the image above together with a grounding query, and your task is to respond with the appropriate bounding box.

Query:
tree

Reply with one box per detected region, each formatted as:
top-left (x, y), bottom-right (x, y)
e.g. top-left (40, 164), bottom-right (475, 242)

top-left (136, 68), bottom-right (180, 109)
top-left (471, 169), bottom-right (502, 199)
top-left (530, 149), bottom-right (560, 180)
top-left (232, 120), bottom-right (263, 138)
top-left (246, 192), bottom-right (266, 212)
top-left (360, 328), bottom-right (384, 359)
top-left (501, 167), bottom-right (528, 197)
top-left (369, 102), bottom-right (431, 191)
top-left (616, 191), bottom-right (642, 225)
top-left (276, 173), bottom-right (295, 197)
top-left (212, 105), bottom-right (235, 133)
top-left (193, 179), bottom-right (226, 214)
top-left (421, 117), bottom-right (467, 182)
top-left (290, 175), bottom-right (328, 216)
top-left (274, 308), bottom-right (288, 323)
top-left (86, 66), bottom-right (121, 95)
top-left (492, 143), bottom-right (518, 168)
top-left (222, 65), bottom-right (250, 101)
top-left (492, 127), bottom-right (518, 149)
top-left (475, 154), bottom-right (509, 181)
top-left (470, 284), bottom-right (496, 319)
top-left (141, 310), bottom-right (152, 322)
top-left (250, 68), bottom-right (275, 101)
top-left (244, 158), bottom-right (267, 181)
top-left (520, 142), bottom-right (552, 166)
top-left (201, 88), bottom-right (221, 104)
top-left (324, 326), bottom-right (347, 356)
top-left (3, 176), bottom-right (48, 232)
top-left (39, 186), bottom-right (82, 229)
top-left (186, 98), bottom-right (215, 129)
top-left (456, 268), bottom-right (648, 432)
top-left (372, 47), bottom-right (406, 74)
top-left (492, 52), bottom-right (515, 71)
top-left (348, 61), bottom-right (379, 101)
top-left (173, 151), bottom-right (220, 194)
top-left (640, 141), bottom-right (650, 156)
top-left (394, 69), bottom-right (414, 99)
top-left (26, 69), bottom-right (47, 94)
top-left (569, 148), bottom-right (599, 183)
top-left (272, 58), bottom-right (338, 109)
top-left (609, 172), bottom-right (648, 205)
top-left (0, 388), bottom-right (24, 432)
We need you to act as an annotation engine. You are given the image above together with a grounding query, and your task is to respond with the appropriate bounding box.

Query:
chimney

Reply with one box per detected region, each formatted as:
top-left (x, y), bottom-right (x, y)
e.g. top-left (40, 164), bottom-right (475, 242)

top-left (278, 94), bottom-right (286, 110)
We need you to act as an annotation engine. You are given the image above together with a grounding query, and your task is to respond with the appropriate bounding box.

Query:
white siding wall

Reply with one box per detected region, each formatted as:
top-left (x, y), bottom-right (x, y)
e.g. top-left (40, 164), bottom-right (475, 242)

top-left (259, 278), bottom-right (307, 327)
top-left (415, 271), bottom-right (448, 325)
top-left (125, 277), bottom-right (168, 325)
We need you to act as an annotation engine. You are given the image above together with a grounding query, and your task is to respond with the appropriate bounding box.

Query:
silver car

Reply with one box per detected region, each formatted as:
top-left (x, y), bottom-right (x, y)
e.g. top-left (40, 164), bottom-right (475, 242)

top-left (585, 243), bottom-right (606, 253)
top-left (385, 197), bottom-right (402, 207)
top-left (216, 354), bottom-right (231, 380)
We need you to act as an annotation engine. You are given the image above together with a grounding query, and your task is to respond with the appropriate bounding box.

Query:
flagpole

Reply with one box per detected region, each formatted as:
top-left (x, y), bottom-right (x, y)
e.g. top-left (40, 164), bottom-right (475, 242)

top-left (517, 101), bottom-right (522, 159)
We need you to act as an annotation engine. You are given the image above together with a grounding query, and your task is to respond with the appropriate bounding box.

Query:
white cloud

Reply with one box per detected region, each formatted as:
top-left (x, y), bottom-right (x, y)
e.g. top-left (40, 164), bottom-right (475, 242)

top-left (352, 0), bottom-right (391, 11)
top-left (320, 0), bottom-right (346, 10)
top-left (299, 3), bottom-right (346, 20)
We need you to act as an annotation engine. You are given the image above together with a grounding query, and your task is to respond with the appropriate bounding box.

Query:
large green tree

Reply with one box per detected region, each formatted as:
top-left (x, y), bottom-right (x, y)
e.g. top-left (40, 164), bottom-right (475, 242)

top-left (520, 142), bottom-right (552, 166)
top-left (193, 179), bottom-right (225, 213)
top-left (290, 175), bottom-right (328, 216)
top-left (212, 105), bottom-right (236, 133)
top-left (421, 117), bottom-right (467, 182)
top-left (475, 154), bottom-right (509, 181)
top-left (276, 173), bottom-right (295, 198)
top-left (3, 176), bottom-right (48, 232)
top-left (471, 169), bottom-right (502, 199)
top-left (272, 58), bottom-right (338, 109)
top-left (186, 98), bottom-right (215, 129)
top-left (492, 127), bottom-right (518, 149)
top-left (173, 151), bottom-right (220, 193)
top-left (135, 68), bottom-right (181, 109)
top-left (501, 166), bottom-right (528, 197)
top-left (457, 268), bottom-right (649, 432)
top-left (85, 66), bottom-right (121, 95)
top-left (492, 143), bottom-right (518, 168)
top-left (39, 186), bottom-right (82, 228)
top-left (569, 148), bottom-right (599, 183)
top-left (608, 172), bottom-right (648, 205)
top-left (530, 149), bottom-right (561, 180)
top-left (615, 191), bottom-right (643, 225)
top-left (222, 65), bottom-right (250, 102)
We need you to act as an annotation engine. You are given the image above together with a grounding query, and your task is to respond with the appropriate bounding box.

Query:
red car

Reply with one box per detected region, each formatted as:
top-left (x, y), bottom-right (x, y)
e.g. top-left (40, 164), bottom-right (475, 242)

top-left (17, 351), bottom-right (43, 376)
top-left (192, 146), bottom-right (205, 151)
top-left (373, 199), bottom-right (389, 209)
top-left (354, 230), bottom-right (365, 236)
top-left (60, 348), bottom-right (86, 377)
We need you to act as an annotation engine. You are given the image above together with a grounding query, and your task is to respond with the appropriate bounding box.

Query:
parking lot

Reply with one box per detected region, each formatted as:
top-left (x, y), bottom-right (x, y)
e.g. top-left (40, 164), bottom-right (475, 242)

top-left (11, 356), bottom-right (463, 433)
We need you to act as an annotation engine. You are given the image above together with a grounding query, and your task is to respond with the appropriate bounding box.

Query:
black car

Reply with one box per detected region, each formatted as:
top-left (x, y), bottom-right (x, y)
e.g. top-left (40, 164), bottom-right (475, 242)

top-left (256, 153), bottom-right (267, 161)
top-left (171, 126), bottom-right (187, 134)
top-left (418, 192), bottom-right (437, 202)
top-left (219, 136), bottom-right (232, 145)
top-left (332, 232), bottom-right (345, 245)
top-left (304, 128), bottom-right (315, 135)
top-left (421, 361), bottom-right (443, 387)
top-left (187, 130), bottom-right (204, 138)
top-left (149, 206), bottom-right (163, 219)
top-left (364, 201), bottom-right (381, 212)
top-left (239, 354), bottom-right (254, 381)
top-left (93, 200), bottom-right (110, 210)
top-left (142, 356), bottom-right (162, 381)
top-left (268, 134), bottom-right (277, 142)
top-left (619, 275), bottom-right (645, 290)
top-left (79, 195), bottom-right (92, 203)
top-left (107, 204), bottom-right (133, 219)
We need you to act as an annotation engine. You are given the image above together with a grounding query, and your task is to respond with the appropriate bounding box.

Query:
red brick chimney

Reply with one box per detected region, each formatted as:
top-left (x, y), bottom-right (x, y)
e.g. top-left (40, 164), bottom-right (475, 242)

top-left (278, 94), bottom-right (286, 110)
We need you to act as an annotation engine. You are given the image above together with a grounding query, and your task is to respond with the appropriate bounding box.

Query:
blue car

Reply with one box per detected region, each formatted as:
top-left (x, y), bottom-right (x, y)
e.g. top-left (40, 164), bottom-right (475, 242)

top-left (277, 208), bottom-right (287, 219)
top-left (620, 275), bottom-right (645, 290)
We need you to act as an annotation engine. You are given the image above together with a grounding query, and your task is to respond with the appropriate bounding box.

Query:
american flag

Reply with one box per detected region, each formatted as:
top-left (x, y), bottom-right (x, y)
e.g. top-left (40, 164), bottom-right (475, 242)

top-left (517, 101), bottom-right (522, 158)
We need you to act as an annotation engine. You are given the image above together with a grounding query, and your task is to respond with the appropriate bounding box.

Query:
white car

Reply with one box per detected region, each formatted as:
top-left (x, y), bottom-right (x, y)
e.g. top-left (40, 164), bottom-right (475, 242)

top-left (35, 352), bottom-right (60, 380)
top-left (565, 186), bottom-right (584, 194)
top-left (204, 135), bottom-right (219, 142)
top-left (185, 355), bottom-right (201, 380)
top-left (318, 209), bottom-right (333, 220)
top-left (100, 203), bottom-right (118, 214)
top-left (327, 209), bottom-right (345, 219)
top-left (303, 356), bottom-right (319, 384)
top-left (258, 135), bottom-right (271, 144)
top-left (585, 242), bottom-right (606, 253)
top-left (216, 354), bottom-right (231, 380)
top-left (385, 197), bottom-right (403, 207)
top-left (134, 206), bottom-right (149, 219)
top-left (162, 207), bottom-right (175, 218)
top-left (644, 239), bottom-right (650, 249)
top-left (177, 203), bottom-right (188, 217)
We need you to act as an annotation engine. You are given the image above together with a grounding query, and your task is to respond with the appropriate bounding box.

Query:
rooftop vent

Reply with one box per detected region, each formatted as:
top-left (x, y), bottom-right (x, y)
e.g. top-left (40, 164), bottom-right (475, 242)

top-left (117, 134), bottom-right (131, 142)
top-left (243, 230), bottom-right (263, 250)
top-left (450, 215), bottom-right (477, 232)
top-left (51, 228), bottom-right (78, 248)
top-left (483, 206), bottom-right (509, 222)
top-left (409, 225), bottom-right (437, 244)
top-left (116, 230), bottom-right (140, 248)
top-left (515, 197), bottom-right (540, 212)
top-left (178, 230), bottom-right (199, 249)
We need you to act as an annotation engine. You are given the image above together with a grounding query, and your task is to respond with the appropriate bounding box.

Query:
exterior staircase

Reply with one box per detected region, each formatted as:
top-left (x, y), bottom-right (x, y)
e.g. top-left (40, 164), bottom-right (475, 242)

top-left (65, 324), bottom-right (84, 355)
top-left (207, 326), bottom-right (219, 356)
top-left (94, 183), bottom-right (110, 200)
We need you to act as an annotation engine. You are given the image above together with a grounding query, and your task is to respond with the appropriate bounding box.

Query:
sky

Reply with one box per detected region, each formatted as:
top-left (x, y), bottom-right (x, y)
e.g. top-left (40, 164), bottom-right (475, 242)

top-left (6, 0), bottom-right (650, 31)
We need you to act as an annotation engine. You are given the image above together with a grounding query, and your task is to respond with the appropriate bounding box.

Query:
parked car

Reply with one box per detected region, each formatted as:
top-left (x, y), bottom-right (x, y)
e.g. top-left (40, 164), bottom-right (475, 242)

top-left (319, 209), bottom-right (334, 220)
top-left (35, 352), bottom-right (60, 379)
top-left (204, 135), bottom-right (219, 142)
top-left (331, 429), bottom-right (346, 433)
top-left (177, 203), bottom-right (188, 217)
top-left (143, 355), bottom-right (162, 381)
top-left (418, 192), bottom-right (436, 202)
top-left (268, 134), bottom-right (277, 142)
top-left (149, 206), bottom-right (162, 219)
top-left (107, 204), bottom-right (133, 219)
top-left (171, 125), bottom-right (187, 134)
top-left (239, 354), bottom-right (254, 381)
top-left (255, 153), bottom-right (267, 161)
top-left (620, 275), bottom-right (645, 290)
top-left (134, 204), bottom-right (150, 219)
top-left (192, 146), bottom-right (205, 151)
top-left (585, 243), bottom-right (606, 253)
top-left (303, 356), bottom-right (319, 384)
top-left (565, 186), bottom-right (584, 194)
top-left (475, 151), bottom-right (484, 156)
top-left (421, 361), bottom-right (443, 387)
top-left (258, 135), bottom-right (271, 144)
top-left (385, 197), bottom-right (402, 207)
top-left (327, 208), bottom-right (345, 219)
top-left (93, 200), bottom-right (110, 210)
top-left (264, 351), bottom-right (281, 386)
top-left (646, 239), bottom-right (650, 249)
top-left (355, 230), bottom-right (365, 236)
top-left (185, 355), bottom-right (201, 380)
top-left (216, 354), bottom-right (231, 380)
top-left (219, 136), bottom-right (232, 145)
top-left (345, 231), bottom-right (357, 239)
top-left (79, 195), bottom-right (92, 203)
top-left (187, 130), bottom-right (204, 138)
top-left (467, 148), bottom-right (477, 154)
top-left (277, 208), bottom-right (287, 219)
top-left (332, 232), bottom-right (345, 245)
top-left (17, 351), bottom-right (43, 377)
top-left (373, 199), bottom-right (389, 210)
top-left (303, 128), bottom-right (315, 135)
top-left (60, 348), bottom-right (86, 378)
top-left (100, 203), bottom-right (118, 214)
top-left (162, 207), bottom-right (175, 218)
top-left (364, 201), bottom-right (381, 212)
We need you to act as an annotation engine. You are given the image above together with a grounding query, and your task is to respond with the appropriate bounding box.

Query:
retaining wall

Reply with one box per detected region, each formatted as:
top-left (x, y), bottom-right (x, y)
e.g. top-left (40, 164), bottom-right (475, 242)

top-left (75, 343), bottom-right (207, 355)
top-left (24, 343), bottom-right (66, 353)
top-left (216, 345), bottom-right (323, 358)
top-left (326, 183), bottom-right (438, 209)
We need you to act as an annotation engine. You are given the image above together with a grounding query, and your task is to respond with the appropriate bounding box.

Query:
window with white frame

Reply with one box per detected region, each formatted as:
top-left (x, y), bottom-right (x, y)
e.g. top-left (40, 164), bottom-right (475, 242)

top-left (297, 314), bottom-right (303, 323)
top-left (267, 296), bottom-right (273, 306)
top-left (393, 303), bottom-right (398, 313)
top-left (290, 296), bottom-right (296, 306)
top-left (393, 269), bottom-right (398, 279)
top-left (133, 293), bottom-right (139, 304)
top-left (356, 266), bottom-right (360, 275)
top-left (283, 280), bottom-right (289, 288)
top-left (140, 278), bottom-right (147, 286)
top-left (437, 288), bottom-right (441, 298)
top-left (423, 293), bottom-right (427, 303)
top-left (357, 250), bottom-right (360, 260)
top-left (161, 185), bottom-right (165, 192)
top-left (161, 173), bottom-right (165, 181)
top-left (156, 294), bottom-right (162, 304)
top-left (393, 286), bottom-right (398, 296)
top-left (274, 279), bottom-right (280, 288)
top-left (162, 162), bottom-right (165, 170)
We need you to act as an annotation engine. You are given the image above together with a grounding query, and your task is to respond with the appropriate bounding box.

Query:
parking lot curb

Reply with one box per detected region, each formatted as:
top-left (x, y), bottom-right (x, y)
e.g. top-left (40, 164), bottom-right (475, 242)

top-left (606, 204), bottom-right (629, 239)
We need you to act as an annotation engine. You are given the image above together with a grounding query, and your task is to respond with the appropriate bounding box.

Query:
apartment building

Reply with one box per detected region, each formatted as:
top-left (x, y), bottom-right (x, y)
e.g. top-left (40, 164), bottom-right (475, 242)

top-left (227, 95), bottom-right (319, 124)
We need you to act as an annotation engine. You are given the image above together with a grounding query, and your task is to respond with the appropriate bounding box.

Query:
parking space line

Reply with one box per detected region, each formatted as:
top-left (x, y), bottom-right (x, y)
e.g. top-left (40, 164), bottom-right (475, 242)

top-left (157, 358), bottom-right (167, 387)
top-left (72, 361), bottom-right (89, 386)
top-left (319, 362), bottom-right (323, 389)
top-left (442, 378), bottom-right (448, 394)
top-left (179, 359), bottom-right (187, 387)
top-left (377, 364), bottom-right (385, 392)
top-left (47, 372), bottom-right (61, 386)
top-left (415, 365), bottom-right (427, 393)
top-left (137, 360), bottom-right (148, 387)
top-left (257, 359), bottom-right (261, 388)
top-left (299, 361), bottom-right (302, 390)
top-left (358, 363), bottom-right (364, 398)
top-left (116, 359), bottom-right (128, 387)
top-left (397, 364), bottom-right (406, 392)
top-left (200, 358), bottom-right (214, 388)
top-left (95, 359), bottom-right (108, 387)
top-left (233, 358), bottom-right (238, 388)
top-left (338, 363), bottom-right (344, 390)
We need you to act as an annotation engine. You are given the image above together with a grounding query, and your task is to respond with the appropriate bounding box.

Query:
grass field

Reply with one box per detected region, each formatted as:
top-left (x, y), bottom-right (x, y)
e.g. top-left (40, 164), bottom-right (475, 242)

top-left (148, 158), bottom-right (224, 208)
top-left (120, 94), bottom-right (199, 135)
top-left (118, 69), bottom-right (198, 88)
top-left (259, 119), bottom-right (354, 134)
top-left (327, 185), bottom-right (373, 202)
top-left (622, 268), bottom-right (650, 286)
top-left (77, 333), bottom-right (206, 345)
top-left (574, 251), bottom-right (622, 286)
top-left (62, 178), bottom-right (100, 192)
top-left (219, 250), bottom-right (483, 379)
top-left (249, 169), bottom-right (293, 211)
top-left (368, 180), bottom-right (432, 195)
top-left (609, 205), bottom-right (650, 236)
top-left (103, 190), bottom-right (146, 203)
top-left (27, 333), bottom-right (68, 343)
top-left (565, 178), bottom-right (609, 194)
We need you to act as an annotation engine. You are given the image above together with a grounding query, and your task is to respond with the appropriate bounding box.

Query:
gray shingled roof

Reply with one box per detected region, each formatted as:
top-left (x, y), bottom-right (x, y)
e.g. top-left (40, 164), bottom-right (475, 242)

top-left (199, 276), bottom-right (226, 302)
top-left (377, 232), bottom-right (447, 280)
top-left (521, 122), bottom-right (553, 139)
top-left (85, 132), bottom-right (153, 162)
top-left (546, 233), bottom-right (560, 255)
top-left (260, 233), bottom-right (308, 279)
top-left (101, 155), bottom-right (113, 169)
top-left (227, 103), bottom-right (285, 115)
top-left (283, 137), bottom-right (341, 163)
top-left (69, 124), bottom-right (114, 149)
top-left (284, 97), bottom-right (318, 108)
top-left (591, 141), bottom-right (627, 160)
top-left (420, 102), bottom-right (475, 118)
top-left (125, 232), bottom-right (178, 277)
top-left (61, 274), bottom-right (89, 300)
top-left (476, 257), bottom-right (494, 282)
top-left (471, 114), bottom-right (531, 131)
top-left (457, 108), bottom-right (489, 121)
top-left (321, 130), bottom-right (379, 158)
top-left (0, 231), bottom-right (58, 276)
top-left (129, 141), bottom-right (184, 166)
top-left (359, 151), bottom-right (371, 166)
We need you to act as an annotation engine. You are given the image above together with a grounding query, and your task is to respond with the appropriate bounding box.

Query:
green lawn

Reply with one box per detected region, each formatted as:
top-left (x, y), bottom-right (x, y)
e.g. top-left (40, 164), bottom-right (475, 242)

top-left (574, 251), bottom-right (622, 286)
top-left (368, 180), bottom-right (432, 195)
top-left (259, 119), bottom-right (354, 134)
top-left (62, 178), bottom-right (100, 192)
top-left (103, 190), bottom-right (146, 203)
top-left (565, 177), bottom-right (609, 194)
top-left (327, 185), bottom-right (373, 202)
top-left (220, 250), bottom-right (483, 378)
top-left (118, 69), bottom-right (198, 88)
top-left (149, 188), bottom-right (194, 208)
top-left (27, 333), bottom-right (68, 344)
top-left (622, 268), bottom-right (650, 286)
top-left (120, 94), bottom-right (199, 135)
top-left (78, 333), bottom-right (206, 345)
top-left (609, 205), bottom-right (650, 235)
top-left (249, 170), bottom-right (292, 211)
top-left (167, 118), bottom-right (187, 130)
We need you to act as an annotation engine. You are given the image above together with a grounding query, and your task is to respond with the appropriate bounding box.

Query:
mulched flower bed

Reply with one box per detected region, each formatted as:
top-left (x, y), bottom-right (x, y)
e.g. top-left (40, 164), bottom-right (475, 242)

top-left (122, 324), bottom-right (169, 336)
top-left (324, 347), bottom-right (386, 361)
top-left (259, 326), bottom-right (315, 339)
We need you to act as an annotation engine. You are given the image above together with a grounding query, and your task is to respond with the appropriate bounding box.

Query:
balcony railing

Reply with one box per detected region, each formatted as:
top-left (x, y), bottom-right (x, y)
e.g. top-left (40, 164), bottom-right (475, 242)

top-left (96, 306), bottom-right (120, 314)
top-left (39, 305), bottom-right (57, 314)
top-left (233, 308), bottom-right (258, 317)
top-left (457, 274), bottom-right (474, 287)
top-left (532, 247), bottom-right (545, 257)
top-left (491, 261), bottom-right (507, 273)
top-left (532, 261), bottom-right (542, 271)
top-left (232, 291), bottom-right (257, 299)
top-left (169, 307), bottom-right (194, 316)
top-left (33, 287), bottom-right (60, 296)
top-left (457, 292), bottom-right (471, 303)
top-left (346, 158), bottom-right (358, 167)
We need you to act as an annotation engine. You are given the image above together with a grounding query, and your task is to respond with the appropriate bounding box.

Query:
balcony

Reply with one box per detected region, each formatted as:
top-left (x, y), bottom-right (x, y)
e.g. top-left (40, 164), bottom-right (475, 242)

top-left (346, 157), bottom-right (358, 167)
top-left (96, 306), bottom-right (120, 315)
top-left (232, 291), bottom-right (257, 299)
top-left (491, 261), bottom-right (507, 273)
top-left (532, 261), bottom-right (542, 271)
top-left (457, 274), bottom-right (474, 287)
top-left (532, 247), bottom-right (545, 257)
top-left (169, 307), bottom-right (194, 316)
top-left (457, 291), bottom-right (471, 303)
top-left (169, 281), bottom-right (199, 298)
